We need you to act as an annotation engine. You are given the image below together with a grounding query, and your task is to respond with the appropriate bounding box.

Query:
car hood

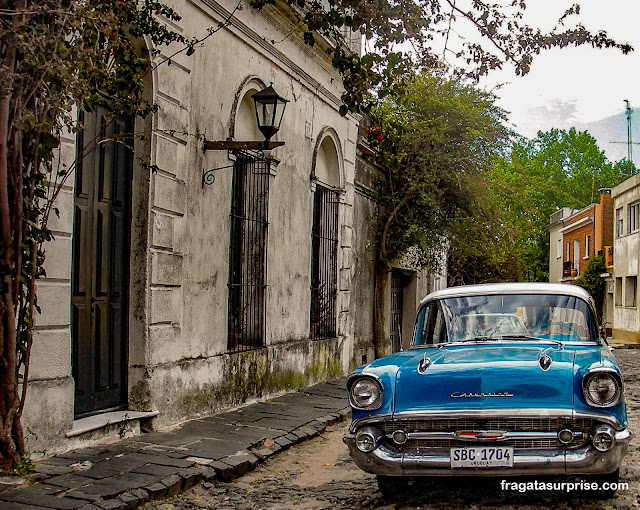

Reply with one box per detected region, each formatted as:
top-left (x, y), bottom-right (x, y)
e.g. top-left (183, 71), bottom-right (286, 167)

top-left (393, 344), bottom-right (576, 413)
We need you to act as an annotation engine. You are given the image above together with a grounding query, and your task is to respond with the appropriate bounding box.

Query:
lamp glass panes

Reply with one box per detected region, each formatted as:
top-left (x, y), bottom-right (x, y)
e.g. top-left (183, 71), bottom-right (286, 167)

top-left (252, 85), bottom-right (288, 141)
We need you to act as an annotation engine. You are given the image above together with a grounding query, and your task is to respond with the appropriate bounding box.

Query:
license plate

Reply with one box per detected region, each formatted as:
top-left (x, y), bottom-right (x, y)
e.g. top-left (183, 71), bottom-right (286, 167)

top-left (450, 447), bottom-right (513, 468)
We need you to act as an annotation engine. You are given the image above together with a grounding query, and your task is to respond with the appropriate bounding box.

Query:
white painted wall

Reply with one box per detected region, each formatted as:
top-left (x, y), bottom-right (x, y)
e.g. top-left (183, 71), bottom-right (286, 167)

top-left (612, 174), bottom-right (640, 342)
top-left (23, 0), bottom-right (362, 455)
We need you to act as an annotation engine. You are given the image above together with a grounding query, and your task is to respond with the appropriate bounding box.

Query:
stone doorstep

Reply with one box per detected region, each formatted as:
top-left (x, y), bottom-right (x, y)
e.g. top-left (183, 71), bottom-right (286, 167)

top-left (613, 342), bottom-right (640, 349)
top-left (66, 411), bottom-right (160, 438)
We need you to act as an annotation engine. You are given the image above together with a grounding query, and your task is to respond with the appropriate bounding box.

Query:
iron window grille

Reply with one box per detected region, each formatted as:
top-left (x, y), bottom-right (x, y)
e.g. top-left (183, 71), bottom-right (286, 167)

top-left (228, 154), bottom-right (270, 352)
top-left (390, 270), bottom-right (405, 353)
top-left (310, 185), bottom-right (339, 340)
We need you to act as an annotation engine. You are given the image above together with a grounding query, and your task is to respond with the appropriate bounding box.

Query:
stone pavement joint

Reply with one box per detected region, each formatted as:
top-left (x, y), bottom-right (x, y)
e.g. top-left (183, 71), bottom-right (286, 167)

top-left (0, 378), bottom-right (348, 509)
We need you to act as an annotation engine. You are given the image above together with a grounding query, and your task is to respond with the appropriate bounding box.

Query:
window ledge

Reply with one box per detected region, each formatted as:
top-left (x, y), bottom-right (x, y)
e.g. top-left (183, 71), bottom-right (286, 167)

top-left (66, 410), bottom-right (159, 438)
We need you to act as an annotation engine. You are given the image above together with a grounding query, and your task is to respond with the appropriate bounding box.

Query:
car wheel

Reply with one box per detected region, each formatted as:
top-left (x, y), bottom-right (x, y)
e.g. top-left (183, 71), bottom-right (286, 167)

top-left (377, 475), bottom-right (409, 499)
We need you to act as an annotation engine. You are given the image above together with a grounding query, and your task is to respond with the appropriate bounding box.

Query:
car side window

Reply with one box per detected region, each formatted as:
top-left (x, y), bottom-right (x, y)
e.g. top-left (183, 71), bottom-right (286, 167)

top-left (418, 304), bottom-right (434, 345)
top-left (419, 302), bottom-right (448, 345)
top-left (433, 304), bottom-right (448, 344)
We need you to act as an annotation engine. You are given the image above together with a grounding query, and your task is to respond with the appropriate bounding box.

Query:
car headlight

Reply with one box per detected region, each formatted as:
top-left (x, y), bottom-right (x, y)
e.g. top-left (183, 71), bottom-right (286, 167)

top-left (349, 376), bottom-right (383, 410)
top-left (583, 371), bottom-right (622, 407)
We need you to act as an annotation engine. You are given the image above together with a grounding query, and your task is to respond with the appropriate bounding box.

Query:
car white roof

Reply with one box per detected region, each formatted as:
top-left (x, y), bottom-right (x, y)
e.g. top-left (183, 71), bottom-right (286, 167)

top-left (420, 282), bottom-right (593, 306)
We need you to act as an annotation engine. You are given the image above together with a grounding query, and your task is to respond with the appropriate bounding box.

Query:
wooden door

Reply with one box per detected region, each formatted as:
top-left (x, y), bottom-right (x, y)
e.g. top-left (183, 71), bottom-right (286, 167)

top-left (71, 109), bottom-right (132, 418)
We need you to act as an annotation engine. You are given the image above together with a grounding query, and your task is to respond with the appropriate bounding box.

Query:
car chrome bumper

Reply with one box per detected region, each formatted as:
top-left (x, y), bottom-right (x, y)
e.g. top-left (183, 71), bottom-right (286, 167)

top-left (343, 428), bottom-right (632, 477)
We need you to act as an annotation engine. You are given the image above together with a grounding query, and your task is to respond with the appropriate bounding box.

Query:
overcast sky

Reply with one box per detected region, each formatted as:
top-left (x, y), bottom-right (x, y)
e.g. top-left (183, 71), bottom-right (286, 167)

top-left (478, 0), bottom-right (640, 141)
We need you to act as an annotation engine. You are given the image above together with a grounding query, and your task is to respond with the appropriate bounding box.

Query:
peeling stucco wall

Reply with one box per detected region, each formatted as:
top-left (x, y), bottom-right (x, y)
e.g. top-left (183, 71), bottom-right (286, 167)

top-left (23, 0), bottom-right (362, 455)
top-left (612, 175), bottom-right (640, 342)
top-left (148, 337), bottom-right (347, 426)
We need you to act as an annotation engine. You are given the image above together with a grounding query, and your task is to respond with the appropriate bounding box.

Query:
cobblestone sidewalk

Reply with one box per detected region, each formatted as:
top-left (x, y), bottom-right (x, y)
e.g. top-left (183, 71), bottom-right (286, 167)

top-left (0, 380), bottom-right (349, 510)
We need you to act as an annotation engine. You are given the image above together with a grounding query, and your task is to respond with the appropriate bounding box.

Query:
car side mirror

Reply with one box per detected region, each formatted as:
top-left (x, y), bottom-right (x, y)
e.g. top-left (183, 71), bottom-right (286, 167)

top-left (600, 330), bottom-right (614, 352)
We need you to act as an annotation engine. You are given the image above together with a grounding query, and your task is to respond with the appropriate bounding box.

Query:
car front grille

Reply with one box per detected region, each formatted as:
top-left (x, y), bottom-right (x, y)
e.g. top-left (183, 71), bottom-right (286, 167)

top-left (411, 438), bottom-right (560, 448)
top-left (379, 417), bottom-right (593, 449)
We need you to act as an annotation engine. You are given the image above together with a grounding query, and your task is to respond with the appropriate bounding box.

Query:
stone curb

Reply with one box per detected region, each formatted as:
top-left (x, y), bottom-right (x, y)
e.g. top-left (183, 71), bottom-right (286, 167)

top-left (131, 407), bottom-right (349, 507)
top-left (11, 405), bottom-right (351, 510)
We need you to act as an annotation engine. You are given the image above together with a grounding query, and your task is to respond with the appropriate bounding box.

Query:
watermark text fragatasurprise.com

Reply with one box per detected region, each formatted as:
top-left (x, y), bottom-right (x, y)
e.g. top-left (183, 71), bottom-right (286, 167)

top-left (500, 479), bottom-right (629, 493)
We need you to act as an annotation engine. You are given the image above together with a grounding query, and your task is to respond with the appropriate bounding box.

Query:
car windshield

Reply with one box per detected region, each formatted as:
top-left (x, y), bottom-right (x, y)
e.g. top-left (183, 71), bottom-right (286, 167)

top-left (414, 293), bottom-right (599, 345)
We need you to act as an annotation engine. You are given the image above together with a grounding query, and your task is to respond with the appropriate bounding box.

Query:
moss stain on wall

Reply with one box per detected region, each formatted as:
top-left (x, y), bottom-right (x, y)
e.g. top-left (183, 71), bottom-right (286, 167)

top-left (177, 338), bottom-right (346, 419)
top-left (129, 379), bottom-right (151, 410)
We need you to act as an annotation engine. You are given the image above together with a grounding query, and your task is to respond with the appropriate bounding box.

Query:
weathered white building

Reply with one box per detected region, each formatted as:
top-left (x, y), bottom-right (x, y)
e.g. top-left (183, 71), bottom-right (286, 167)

top-left (611, 174), bottom-right (640, 343)
top-left (23, 0), bottom-right (441, 456)
top-left (547, 207), bottom-right (578, 283)
top-left (25, 0), bottom-right (363, 454)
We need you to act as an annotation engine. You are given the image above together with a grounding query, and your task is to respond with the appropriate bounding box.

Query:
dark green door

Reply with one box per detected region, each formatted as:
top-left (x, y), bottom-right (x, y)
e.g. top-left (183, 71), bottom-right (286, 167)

top-left (71, 109), bottom-right (132, 418)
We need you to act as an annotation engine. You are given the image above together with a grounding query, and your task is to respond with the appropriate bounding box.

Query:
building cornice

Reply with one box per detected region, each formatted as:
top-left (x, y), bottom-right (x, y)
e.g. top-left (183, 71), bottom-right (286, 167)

top-left (559, 215), bottom-right (594, 234)
top-left (190, 0), bottom-right (359, 121)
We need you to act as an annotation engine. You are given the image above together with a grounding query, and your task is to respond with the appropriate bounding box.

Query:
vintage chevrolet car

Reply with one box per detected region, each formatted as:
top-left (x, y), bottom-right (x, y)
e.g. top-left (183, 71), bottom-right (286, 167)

top-left (344, 283), bottom-right (632, 497)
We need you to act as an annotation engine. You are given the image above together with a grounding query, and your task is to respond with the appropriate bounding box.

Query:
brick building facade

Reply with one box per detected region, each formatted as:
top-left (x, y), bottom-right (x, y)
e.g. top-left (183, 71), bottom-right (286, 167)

top-left (550, 189), bottom-right (613, 281)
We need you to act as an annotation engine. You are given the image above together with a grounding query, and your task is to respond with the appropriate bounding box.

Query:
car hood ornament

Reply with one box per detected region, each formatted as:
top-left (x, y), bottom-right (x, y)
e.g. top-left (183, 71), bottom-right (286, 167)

top-left (417, 354), bottom-right (432, 375)
top-left (539, 354), bottom-right (552, 371)
top-left (538, 345), bottom-right (560, 372)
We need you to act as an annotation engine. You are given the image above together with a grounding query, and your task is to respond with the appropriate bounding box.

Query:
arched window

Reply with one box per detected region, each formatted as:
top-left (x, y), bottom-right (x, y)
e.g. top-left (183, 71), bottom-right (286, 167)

top-left (310, 133), bottom-right (341, 340)
top-left (228, 85), bottom-right (271, 352)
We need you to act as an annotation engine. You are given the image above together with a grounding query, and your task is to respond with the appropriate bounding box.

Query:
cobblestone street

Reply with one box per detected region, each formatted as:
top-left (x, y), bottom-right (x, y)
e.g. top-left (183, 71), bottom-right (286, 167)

top-left (146, 348), bottom-right (640, 510)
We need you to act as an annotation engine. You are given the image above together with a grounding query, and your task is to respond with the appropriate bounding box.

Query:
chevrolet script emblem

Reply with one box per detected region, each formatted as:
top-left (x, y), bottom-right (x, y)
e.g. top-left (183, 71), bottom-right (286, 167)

top-left (450, 391), bottom-right (514, 398)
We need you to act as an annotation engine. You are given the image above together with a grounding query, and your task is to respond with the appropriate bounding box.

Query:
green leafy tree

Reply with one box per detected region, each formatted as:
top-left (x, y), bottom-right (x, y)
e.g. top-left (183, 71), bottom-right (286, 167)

top-left (0, 0), bottom-right (187, 472)
top-left (575, 255), bottom-right (607, 323)
top-left (447, 177), bottom-right (527, 286)
top-left (367, 71), bottom-right (510, 357)
top-left (484, 128), bottom-right (630, 282)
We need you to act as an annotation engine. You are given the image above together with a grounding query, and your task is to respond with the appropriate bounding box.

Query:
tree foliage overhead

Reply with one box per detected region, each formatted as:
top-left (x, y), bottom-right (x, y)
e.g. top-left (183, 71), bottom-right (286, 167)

top-left (467, 128), bottom-right (631, 283)
top-left (0, 0), bottom-right (185, 472)
top-left (251, 0), bottom-right (632, 112)
top-left (365, 71), bottom-right (510, 356)
top-left (370, 71), bottom-right (511, 267)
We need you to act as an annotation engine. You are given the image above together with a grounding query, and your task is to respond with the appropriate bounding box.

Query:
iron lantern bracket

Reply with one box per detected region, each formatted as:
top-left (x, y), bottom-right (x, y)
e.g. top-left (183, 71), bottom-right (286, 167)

top-left (201, 139), bottom-right (285, 186)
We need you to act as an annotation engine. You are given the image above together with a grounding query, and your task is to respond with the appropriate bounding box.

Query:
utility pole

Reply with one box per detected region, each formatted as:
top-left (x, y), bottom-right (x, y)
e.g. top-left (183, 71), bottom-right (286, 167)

top-left (625, 99), bottom-right (633, 176)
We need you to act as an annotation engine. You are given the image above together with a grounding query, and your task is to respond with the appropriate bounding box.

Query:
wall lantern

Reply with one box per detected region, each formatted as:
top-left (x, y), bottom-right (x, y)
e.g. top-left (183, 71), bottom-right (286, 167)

top-left (252, 84), bottom-right (289, 143)
top-left (202, 84), bottom-right (288, 186)
top-left (202, 84), bottom-right (289, 154)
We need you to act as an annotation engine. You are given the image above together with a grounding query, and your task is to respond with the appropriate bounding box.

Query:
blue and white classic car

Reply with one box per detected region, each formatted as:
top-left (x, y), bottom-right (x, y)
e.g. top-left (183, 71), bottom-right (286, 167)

top-left (344, 283), bottom-right (631, 497)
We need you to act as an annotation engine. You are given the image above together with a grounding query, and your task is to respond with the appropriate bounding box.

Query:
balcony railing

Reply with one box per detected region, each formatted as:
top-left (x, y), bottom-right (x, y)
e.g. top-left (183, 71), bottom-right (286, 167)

top-left (605, 245), bottom-right (614, 269)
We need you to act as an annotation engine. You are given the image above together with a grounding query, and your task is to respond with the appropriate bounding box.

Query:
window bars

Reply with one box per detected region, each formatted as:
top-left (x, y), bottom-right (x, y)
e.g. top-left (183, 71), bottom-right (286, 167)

top-left (390, 270), bottom-right (404, 353)
top-left (310, 185), bottom-right (339, 340)
top-left (228, 155), bottom-right (270, 352)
